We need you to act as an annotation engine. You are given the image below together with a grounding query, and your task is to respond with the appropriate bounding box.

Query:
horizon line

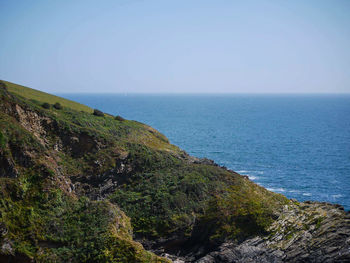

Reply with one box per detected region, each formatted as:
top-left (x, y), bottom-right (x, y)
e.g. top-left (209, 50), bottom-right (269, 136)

top-left (55, 91), bottom-right (350, 95)
top-left (2, 79), bottom-right (350, 96)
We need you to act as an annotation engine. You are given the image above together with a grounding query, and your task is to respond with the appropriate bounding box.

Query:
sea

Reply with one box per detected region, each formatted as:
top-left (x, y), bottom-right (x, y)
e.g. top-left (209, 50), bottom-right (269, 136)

top-left (59, 94), bottom-right (350, 210)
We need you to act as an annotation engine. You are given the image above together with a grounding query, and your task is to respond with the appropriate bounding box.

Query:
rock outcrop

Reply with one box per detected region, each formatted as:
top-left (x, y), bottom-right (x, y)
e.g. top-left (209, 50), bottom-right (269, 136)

top-left (195, 201), bottom-right (350, 262)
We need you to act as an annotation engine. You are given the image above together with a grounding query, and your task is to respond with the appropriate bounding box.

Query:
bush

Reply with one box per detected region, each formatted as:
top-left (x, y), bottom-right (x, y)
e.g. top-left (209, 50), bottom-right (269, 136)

top-left (53, 102), bottom-right (62, 110)
top-left (93, 109), bottom-right (104, 117)
top-left (42, 102), bottom-right (50, 109)
top-left (0, 81), bottom-right (7, 90)
top-left (115, 115), bottom-right (125, 121)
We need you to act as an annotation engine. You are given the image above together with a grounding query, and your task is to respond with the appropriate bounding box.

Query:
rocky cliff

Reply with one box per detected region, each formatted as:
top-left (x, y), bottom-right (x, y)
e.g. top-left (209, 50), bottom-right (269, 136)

top-left (0, 80), bottom-right (349, 262)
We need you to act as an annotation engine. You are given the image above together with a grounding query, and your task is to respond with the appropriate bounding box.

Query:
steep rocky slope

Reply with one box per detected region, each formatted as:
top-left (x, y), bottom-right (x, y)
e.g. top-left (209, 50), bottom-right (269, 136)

top-left (0, 80), bottom-right (349, 262)
top-left (195, 201), bottom-right (350, 262)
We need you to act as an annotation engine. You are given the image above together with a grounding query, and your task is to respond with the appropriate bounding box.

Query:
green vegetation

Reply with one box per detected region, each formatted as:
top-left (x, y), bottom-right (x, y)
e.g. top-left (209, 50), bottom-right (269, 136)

top-left (0, 80), bottom-right (290, 261)
top-left (1, 80), bottom-right (178, 153)
top-left (2, 80), bottom-right (93, 113)
top-left (314, 216), bottom-right (324, 230)
top-left (0, 175), bottom-right (167, 262)
top-left (0, 131), bottom-right (6, 148)
top-left (109, 143), bottom-right (288, 242)
top-left (0, 82), bottom-right (173, 261)
top-left (195, 182), bottom-right (288, 245)
top-left (110, 162), bottom-right (218, 238)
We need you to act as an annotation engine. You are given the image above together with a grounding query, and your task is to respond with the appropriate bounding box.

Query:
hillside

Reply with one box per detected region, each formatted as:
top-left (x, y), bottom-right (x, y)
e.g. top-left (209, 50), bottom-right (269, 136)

top-left (3, 80), bottom-right (93, 113)
top-left (0, 80), bottom-right (349, 263)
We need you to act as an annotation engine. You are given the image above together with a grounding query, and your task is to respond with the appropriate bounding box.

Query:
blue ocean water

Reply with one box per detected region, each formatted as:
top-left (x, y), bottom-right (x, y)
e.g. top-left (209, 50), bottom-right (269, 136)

top-left (59, 94), bottom-right (350, 210)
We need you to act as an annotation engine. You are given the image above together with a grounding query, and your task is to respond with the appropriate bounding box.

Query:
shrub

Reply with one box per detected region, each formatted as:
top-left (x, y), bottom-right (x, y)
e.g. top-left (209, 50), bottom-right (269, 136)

top-left (0, 81), bottom-right (7, 90)
top-left (115, 115), bottom-right (125, 121)
top-left (53, 102), bottom-right (62, 110)
top-left (93, 109), bottom-right (104, 117)
top-left (42, 102), bottom-right (50, 109)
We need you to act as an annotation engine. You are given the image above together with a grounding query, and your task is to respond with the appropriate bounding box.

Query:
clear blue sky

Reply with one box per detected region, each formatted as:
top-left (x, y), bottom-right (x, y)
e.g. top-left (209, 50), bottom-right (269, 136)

top-left (1, 0), bottom-right (350, 93)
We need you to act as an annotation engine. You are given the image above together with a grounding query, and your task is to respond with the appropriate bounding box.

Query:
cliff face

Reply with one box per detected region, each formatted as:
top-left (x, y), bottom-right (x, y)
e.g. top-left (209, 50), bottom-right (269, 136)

top-left (0, 81), bottom-right (349, 262)
top-left (195, 202), bottom-right (350, 262)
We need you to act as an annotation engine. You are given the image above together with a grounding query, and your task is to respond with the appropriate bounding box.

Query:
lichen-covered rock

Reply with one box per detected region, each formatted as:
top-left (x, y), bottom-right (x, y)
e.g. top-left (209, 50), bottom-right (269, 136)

top-left (195, 201), bottom-right (350, 262)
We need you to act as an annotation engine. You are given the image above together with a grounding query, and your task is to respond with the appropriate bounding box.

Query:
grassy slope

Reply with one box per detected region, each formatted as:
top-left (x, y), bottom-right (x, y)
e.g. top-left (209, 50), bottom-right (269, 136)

top-left (2, 80), bottom-right (179, 153)
top-left (0, 80), bottom-right (289, 261)
top-left (2, 80), bottom-right (93, 113)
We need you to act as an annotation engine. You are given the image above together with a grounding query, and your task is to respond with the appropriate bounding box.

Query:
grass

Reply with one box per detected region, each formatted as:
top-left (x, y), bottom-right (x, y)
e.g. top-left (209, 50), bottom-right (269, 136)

top-left (2, 80), bottom-right (93, 113)
top-left (1, 79), bottom-right (178, 153)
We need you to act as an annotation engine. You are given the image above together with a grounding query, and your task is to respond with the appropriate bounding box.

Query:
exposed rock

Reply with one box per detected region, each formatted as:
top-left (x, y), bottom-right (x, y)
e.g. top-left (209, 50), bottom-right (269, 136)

top-left (0, 155), bottom-right (18, 178)
top-left (1, 238), bottom-right (13, 255)
top-left (194, 201), bottom-right (350, 263)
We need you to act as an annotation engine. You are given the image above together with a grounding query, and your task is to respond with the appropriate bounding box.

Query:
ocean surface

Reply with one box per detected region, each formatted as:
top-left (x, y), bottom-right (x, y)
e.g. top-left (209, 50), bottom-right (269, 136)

top-left (59, 94), bottom-right (350, 210)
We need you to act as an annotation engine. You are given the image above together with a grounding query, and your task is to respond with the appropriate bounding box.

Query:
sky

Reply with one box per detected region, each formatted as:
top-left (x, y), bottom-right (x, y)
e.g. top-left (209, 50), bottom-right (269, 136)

top-left (0, 0), bottom-right (350, 94)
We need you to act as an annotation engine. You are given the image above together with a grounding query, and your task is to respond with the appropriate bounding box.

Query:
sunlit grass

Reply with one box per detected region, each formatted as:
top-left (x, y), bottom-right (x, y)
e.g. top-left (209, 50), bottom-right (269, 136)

top-left (2, 80), bottom-right (93, 113)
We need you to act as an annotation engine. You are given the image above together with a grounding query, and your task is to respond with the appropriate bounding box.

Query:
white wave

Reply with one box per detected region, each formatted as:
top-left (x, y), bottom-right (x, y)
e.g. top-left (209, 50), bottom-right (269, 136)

top-left (302, 193), bottom-right (312, 196)
top-left (288, 190), bottom-right (300, 193)
top-left (236, 170), bottom-right (249, 173)
top-left (236, 170), bottom-right (264, 176)
top-left (332, 194), bottom-right (343, 198)
top-left (236, 171), bottom-right (259, 180)
top-left (267, 188), bottom-right (285, 193)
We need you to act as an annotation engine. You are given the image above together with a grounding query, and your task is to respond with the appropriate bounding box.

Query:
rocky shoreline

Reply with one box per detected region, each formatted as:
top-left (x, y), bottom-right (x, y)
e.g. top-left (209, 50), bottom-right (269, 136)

top-left (157, 201), bottom-right (350, 262)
